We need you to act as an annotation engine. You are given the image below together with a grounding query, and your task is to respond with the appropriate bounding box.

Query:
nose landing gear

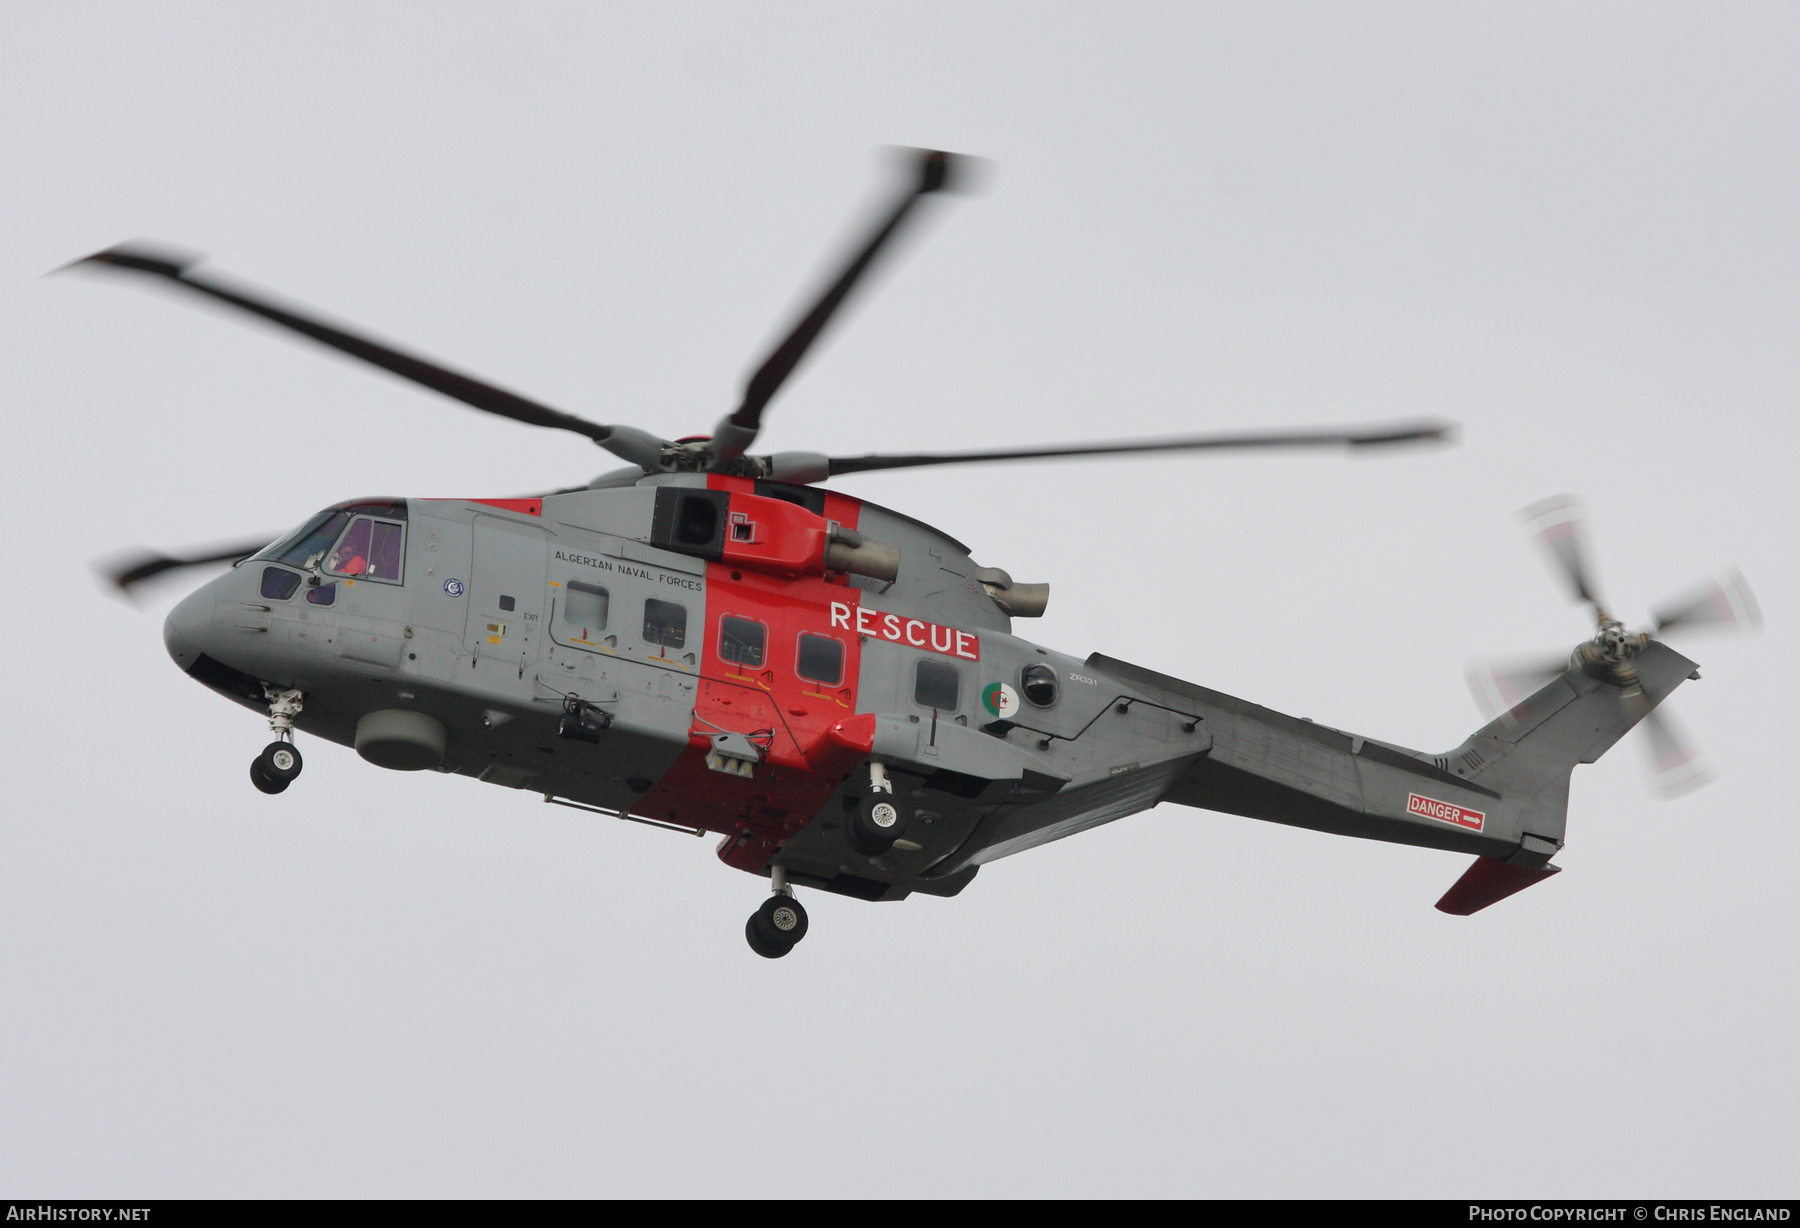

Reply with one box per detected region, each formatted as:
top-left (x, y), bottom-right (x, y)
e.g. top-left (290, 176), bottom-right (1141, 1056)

top-left (745, 866), bottom-right (809, 959)
top-left (251, 687), bottom-right (306, 795)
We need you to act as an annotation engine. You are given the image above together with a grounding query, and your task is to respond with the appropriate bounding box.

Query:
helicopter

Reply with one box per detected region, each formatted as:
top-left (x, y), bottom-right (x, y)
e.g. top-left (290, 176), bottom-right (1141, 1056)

top-left (71, 149), bottom-right (1752, 957)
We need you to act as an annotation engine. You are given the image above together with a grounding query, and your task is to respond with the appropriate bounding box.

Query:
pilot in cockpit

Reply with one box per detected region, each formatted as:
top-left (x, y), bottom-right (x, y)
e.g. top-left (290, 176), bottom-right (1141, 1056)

top-left (326, 520), bottom-right (370, 577)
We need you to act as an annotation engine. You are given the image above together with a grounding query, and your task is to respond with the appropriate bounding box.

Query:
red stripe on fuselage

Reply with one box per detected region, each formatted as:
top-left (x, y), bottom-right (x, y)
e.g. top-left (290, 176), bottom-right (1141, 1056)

top-left (465, 497), bottom-right (542, 516)
top-left (418, 497), bottom-right (543, 516)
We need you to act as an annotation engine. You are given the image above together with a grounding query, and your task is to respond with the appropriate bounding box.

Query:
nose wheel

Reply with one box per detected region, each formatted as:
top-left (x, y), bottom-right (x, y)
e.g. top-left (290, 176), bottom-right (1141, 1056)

top-left (745, 868), bottom-right (809, 959)
top-left (251, 687), bottom-right (306, 796)
top-left (250, 741), bottom-right (304, 794)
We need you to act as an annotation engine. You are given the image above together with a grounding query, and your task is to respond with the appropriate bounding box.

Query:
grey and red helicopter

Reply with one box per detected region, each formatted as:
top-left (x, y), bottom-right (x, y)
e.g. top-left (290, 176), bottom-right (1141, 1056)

top-left (74, 150), bottom-right (1756, 956)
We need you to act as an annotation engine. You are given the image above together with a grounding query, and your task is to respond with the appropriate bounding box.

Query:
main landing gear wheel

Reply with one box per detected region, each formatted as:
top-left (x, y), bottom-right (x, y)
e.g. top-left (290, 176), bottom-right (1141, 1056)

top-left (746, 894), bottom-right (809, 958)
top-left (847, 793), bottom-right (910, 855)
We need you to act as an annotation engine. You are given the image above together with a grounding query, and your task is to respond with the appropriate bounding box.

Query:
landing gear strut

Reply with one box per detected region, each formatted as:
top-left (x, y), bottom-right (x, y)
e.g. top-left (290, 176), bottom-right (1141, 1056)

top-left (847, 761), bottom-right (910, 855)
top-left (745, 866), bottom-right (809, 959)
top-left (251, 687), bottom-right (305, 795)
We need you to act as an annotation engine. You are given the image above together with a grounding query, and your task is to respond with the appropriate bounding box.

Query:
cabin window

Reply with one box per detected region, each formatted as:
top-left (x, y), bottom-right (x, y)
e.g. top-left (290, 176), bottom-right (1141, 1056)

top-left (719, 615), bottom-right (767, 668)
top-left (796, 633), bottom-right (844, 687)
top-left (326, 516), bottom-right (406, 583)
top-left (914, 659), bottom-right (961, 711)
top-left (563, 580), bottom-right (610, 631)
top-left (306, 583), bottom-right (336, 606)
top-left (260, 567), bottom-right (302, 601)
top-left (1021, 663), bottom-right (1060, 708)
top-left (643, 598), bottom-right (687, 650)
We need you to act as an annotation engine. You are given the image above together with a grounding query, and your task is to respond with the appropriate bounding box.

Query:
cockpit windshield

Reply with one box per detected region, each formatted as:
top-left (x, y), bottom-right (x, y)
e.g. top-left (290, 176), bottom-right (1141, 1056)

top-left (250, 498), bottom-right (408, 579)
top-left (254, 511), bottom-right (351, 569)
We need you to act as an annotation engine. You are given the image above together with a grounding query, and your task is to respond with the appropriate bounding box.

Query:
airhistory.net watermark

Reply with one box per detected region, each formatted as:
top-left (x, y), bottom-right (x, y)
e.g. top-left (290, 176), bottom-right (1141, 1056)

top-left (5, 1209), bottom-right (151, 1222)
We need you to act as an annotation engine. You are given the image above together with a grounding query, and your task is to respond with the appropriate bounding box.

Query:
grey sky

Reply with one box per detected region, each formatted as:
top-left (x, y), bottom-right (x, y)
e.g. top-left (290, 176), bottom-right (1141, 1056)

top-left (2, 3), bottom-right (1795, 1196)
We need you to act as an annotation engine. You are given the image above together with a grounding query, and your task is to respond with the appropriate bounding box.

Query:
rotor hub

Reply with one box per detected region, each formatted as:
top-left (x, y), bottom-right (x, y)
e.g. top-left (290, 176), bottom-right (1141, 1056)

top-left (1574, 617), bottom-right (1648, 687)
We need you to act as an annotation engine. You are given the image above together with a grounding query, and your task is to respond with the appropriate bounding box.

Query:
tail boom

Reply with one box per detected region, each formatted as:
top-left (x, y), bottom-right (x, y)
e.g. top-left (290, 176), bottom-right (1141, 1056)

top-left (1132, 641), bottom-right (1699, 910)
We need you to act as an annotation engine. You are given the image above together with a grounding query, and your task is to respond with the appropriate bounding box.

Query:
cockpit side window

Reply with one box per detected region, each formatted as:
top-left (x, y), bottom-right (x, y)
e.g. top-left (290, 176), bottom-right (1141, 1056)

top-left (367, 521), bottom-right (404, 581)
top-left (325, 516), bottom-right (405, 583)
top-left (327, 518), bottom-right (372, 575)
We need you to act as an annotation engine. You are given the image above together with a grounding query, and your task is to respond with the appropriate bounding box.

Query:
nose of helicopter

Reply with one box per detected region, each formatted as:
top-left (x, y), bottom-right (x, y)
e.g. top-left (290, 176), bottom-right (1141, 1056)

top-left (163, 582), bottom-right (218, 672)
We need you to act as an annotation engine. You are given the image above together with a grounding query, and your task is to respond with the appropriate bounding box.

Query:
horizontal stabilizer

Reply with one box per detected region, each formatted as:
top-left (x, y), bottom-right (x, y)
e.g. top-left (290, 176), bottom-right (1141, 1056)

top-left (1435, 856), bottom-right (1561, 915)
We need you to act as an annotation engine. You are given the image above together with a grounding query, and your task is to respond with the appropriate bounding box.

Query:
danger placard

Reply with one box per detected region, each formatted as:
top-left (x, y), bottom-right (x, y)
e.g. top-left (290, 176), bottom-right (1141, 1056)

top-left (1407, 792), bottom-right (1485, 832)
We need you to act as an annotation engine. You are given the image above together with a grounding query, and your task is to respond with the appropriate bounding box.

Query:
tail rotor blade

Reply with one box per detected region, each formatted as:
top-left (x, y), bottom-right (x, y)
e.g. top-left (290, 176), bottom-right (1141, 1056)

top-left (1652, 565), bottom-right (1763, 635)
top-left (1465, 657), bottom-right (1569, 724)
top-left (1640, 707), bottom-right (1715, 797)
top-left (1519, 494), bottom-right (1603, 609)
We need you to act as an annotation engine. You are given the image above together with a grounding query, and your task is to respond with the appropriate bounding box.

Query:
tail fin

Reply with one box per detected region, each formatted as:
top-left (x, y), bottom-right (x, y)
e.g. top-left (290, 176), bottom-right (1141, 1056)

top-left (1436, 857), bottom-right (1560, 914)
top-left (1434, 639), bottom-right (1698, 913)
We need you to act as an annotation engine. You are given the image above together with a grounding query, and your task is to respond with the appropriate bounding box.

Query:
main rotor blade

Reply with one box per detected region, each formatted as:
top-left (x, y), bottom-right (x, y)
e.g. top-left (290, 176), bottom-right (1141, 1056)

top-left (100, 538), bottom-right (276, 597)
top-left (822, 420), bottom-right (1454, 477)
top-left (68, 245), bottom-right (660, 462)
top-left (1518, 494), bottom-right (1604, 610)
top-left (1652, 565), bottom-right (1762, 635)
top-left (712, 149), bottom-right (964, 463)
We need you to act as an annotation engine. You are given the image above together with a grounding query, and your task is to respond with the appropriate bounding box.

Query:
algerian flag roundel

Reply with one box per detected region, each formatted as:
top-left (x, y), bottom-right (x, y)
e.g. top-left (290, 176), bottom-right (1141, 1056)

top-left (981, 682), bottom-right (1019, 719)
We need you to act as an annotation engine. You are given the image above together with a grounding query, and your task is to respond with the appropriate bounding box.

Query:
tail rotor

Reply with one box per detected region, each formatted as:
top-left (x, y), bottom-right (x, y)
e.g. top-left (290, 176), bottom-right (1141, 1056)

top-left (1468, 494), bottom-right (1758, 798)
